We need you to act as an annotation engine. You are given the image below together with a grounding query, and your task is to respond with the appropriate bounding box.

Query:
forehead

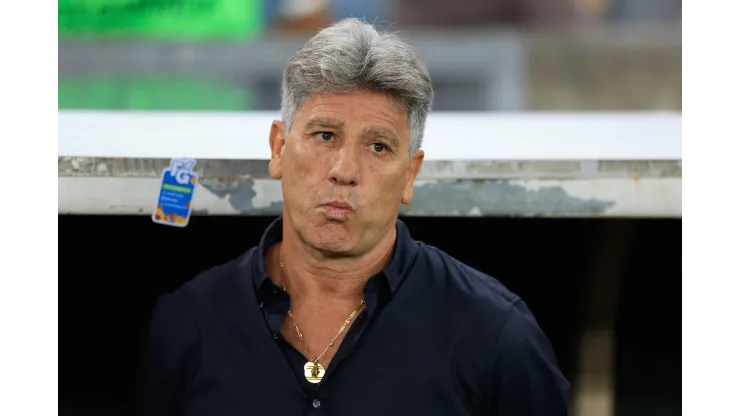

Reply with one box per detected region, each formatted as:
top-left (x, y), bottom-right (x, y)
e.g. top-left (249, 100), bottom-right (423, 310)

top-left (295, 90), bottom-right (410, 139)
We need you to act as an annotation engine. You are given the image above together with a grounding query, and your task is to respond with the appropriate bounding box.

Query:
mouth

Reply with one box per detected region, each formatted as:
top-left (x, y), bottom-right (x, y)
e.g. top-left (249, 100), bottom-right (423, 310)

top-left (321, 202), bottom-right (355, 218)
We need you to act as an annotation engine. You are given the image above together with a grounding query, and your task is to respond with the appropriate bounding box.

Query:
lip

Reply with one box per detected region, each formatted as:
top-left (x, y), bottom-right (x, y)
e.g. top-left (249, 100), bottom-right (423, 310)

top-left (321, 201), bottom-right (355, 215)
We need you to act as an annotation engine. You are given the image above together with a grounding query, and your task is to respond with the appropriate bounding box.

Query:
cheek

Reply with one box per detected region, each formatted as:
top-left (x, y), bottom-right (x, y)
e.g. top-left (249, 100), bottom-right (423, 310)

top-left (283, 145), bottom-right (327, 200)
top-left (292, 140), bottom-right (328, 171)
top-left (366, 165), bottom-right (407, 202)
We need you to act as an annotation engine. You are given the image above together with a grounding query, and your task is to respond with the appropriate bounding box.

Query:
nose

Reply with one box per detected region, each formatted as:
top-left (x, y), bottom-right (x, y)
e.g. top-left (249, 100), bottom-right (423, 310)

top-left (328, 146), bottom-right (359, 186)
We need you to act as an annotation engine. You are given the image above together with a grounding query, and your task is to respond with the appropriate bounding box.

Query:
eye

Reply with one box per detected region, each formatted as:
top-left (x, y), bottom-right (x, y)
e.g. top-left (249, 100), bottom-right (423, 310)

top-left (370, 142), bottom-right (389, 154)
top-left (316, 132), bottom-right (334, 141)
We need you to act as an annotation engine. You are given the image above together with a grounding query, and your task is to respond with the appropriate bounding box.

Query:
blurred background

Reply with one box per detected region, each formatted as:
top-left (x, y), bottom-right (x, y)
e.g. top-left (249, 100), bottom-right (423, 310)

top-left (58, 0), bottom-right (681, 112)
top-left (58, 1), bottom-right (681, 416)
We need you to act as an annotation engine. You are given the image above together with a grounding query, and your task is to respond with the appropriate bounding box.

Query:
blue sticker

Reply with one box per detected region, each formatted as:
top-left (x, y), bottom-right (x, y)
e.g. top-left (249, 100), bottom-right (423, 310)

top-left (152, 158), bottom-right (198, 227)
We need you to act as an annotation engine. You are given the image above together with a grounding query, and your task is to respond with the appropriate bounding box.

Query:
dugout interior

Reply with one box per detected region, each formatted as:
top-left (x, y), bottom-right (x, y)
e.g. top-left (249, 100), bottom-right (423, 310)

top-left (59, 215), bottom-right (680, 416)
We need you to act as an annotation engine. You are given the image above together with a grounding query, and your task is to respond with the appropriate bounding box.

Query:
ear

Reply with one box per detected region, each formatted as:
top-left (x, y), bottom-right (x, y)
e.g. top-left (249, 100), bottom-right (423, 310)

top-left (268, 120), bottom-right (286, 179)
top-left (401, 150), bottom-right (424, 205)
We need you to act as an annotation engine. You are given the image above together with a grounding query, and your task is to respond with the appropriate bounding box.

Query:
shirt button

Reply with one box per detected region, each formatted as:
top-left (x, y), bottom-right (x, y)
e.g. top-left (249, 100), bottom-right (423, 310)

top-left (312, 399), bottom-right (321, 409)
top-left (259, 302), bottom-right (264, 309)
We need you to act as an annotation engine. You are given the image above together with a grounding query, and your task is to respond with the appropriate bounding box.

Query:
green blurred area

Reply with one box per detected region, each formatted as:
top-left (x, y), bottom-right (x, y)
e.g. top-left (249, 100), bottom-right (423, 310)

top-left (59, 0), bottom-right (264, 38)
top-left (59, 77), bottom-right (253, 110)
top-left (59, 0), bottom-right (263, 110)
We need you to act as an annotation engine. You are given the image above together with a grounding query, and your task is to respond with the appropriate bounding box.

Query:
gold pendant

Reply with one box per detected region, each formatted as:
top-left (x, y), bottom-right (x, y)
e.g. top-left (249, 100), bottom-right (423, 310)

top-left (303, 361), bottom-right (326, 384)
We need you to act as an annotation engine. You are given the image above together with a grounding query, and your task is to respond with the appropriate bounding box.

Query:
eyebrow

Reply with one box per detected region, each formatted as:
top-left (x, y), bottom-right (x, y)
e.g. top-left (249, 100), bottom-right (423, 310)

top-left (362, 126), bottom-right (400, 149)
top-left (304, 117), bottom-right (345, 132)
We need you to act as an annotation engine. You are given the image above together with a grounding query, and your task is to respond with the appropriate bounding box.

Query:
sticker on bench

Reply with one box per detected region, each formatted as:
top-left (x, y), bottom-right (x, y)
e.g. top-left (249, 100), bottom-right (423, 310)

top-left (153, 158), bottom-right (198, 227)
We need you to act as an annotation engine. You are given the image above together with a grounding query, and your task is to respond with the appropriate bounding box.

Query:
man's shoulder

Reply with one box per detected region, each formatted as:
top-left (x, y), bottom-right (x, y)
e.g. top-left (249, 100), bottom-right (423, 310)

top-left (417, 242), bottom-right (521, 317)
top-left (413, 243), bottom-right (561, 382)
top-left (165, 247), bottom-right (258, 307)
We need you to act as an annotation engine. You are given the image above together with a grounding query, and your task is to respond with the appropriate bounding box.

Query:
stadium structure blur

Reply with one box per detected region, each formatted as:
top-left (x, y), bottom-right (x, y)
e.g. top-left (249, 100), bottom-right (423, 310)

top-left (59, 0), bottom-right (681, 112)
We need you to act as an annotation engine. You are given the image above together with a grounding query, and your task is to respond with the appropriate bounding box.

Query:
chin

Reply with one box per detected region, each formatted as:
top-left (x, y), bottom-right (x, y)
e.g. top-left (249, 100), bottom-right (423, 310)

top-left (305, 220), bottom-right (358, 254)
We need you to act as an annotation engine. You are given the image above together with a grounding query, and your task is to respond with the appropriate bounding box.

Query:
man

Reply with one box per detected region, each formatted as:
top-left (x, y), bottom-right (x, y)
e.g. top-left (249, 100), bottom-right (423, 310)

top-left (136, 18), bottom-right (569, 415)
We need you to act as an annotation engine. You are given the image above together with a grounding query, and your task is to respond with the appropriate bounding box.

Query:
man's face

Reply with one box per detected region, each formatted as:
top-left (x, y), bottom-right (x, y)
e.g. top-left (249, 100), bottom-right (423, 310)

top-left (269, 90), bottom-right (424, 255)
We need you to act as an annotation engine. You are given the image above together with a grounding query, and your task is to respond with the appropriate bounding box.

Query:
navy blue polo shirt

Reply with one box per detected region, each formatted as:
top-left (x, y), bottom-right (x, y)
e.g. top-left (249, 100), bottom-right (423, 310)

top-left (135, 218), bottom-right (569, 415)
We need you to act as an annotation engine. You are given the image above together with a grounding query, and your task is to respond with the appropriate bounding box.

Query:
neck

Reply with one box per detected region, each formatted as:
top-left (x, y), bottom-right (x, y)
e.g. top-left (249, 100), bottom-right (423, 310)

top-left (272, 223), bottom-right (396, 302)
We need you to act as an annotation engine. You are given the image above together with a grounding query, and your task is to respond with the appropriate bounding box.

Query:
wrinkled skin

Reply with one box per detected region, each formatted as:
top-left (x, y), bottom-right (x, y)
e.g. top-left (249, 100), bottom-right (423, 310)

top-left (268, 90), bottom-right (424, 258)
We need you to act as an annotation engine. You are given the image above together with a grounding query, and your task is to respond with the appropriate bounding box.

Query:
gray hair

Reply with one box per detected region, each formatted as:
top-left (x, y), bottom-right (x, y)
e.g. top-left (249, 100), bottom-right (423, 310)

top-left (280, 18), bottom-right (433, 155)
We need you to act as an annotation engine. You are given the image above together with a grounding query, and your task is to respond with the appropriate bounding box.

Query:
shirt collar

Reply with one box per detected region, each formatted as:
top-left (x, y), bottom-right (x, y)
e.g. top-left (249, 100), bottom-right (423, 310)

top-left (252, 216), bottom-right (418, 294)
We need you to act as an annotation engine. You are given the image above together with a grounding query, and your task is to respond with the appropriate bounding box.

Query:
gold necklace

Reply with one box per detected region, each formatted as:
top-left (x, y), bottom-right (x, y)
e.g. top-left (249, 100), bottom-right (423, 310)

top-left (279, 250), bottom-right (365, 384)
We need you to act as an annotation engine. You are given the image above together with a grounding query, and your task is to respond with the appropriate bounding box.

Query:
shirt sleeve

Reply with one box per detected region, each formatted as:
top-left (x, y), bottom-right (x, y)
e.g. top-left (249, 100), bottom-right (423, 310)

top-left (134, 292), bottom-right (200, 416)
top-left (486, 299), bottom-right (570, 415)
